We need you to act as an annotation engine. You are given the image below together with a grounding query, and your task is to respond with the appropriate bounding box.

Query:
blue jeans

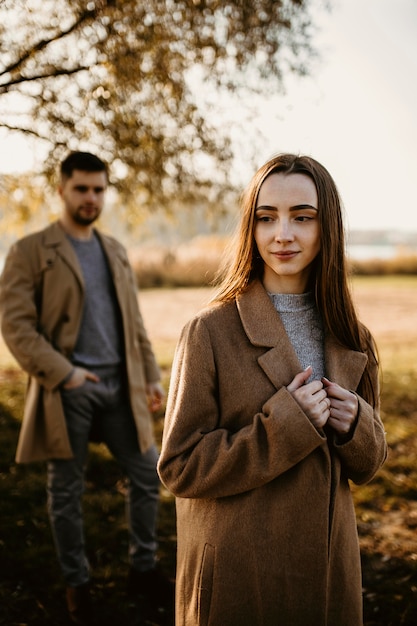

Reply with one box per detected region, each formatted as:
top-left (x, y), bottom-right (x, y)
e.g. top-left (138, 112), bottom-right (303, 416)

top-left (46, 366), bottom-right (160, 587)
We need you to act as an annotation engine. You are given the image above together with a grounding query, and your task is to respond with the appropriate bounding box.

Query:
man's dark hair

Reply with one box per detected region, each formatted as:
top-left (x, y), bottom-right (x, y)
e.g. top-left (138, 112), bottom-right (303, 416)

top-left (60, 151), bottom-right (108, 181)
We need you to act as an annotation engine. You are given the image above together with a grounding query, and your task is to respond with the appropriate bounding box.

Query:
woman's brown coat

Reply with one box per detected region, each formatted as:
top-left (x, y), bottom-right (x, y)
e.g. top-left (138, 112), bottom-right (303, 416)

top-left (0, 221), bottom-right (160, 462)
top-left (158, 280), bottom-right (387, 626)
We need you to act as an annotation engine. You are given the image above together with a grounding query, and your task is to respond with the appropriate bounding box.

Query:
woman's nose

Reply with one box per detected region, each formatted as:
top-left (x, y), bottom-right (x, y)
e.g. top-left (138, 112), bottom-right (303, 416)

top-left (274, 220), bottom-right (294, 242)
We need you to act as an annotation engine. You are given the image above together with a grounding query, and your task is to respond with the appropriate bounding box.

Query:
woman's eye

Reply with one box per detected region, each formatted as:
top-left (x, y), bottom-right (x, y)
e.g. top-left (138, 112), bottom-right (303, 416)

top-left (256, 215), bottom-right (273, 222)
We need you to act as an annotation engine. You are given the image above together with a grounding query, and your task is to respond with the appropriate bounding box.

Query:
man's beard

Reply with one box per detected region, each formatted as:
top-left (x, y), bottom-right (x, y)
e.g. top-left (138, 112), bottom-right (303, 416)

top-left (72, 208), bottom-right (99, 225)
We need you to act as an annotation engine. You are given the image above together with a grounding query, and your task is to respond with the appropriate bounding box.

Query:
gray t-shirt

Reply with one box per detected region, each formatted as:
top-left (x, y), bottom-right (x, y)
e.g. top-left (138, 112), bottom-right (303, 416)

top-left (68, 233), bottom-right (123, 367)
top-left (269, 292), bottom-right (325, 381)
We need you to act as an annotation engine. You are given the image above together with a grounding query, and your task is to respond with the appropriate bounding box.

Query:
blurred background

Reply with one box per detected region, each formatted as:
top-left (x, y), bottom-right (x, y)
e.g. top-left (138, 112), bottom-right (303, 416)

top-left (1, 0), bottom-right (416, 276)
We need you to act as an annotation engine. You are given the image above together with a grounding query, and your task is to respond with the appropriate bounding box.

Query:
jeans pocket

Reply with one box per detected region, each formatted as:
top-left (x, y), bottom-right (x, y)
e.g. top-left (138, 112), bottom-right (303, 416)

top-left (61, 380), bottom-right (89, 394)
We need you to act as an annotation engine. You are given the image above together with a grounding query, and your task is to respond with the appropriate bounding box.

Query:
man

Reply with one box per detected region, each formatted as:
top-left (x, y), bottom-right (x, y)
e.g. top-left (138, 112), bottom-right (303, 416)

top-left (0, 151), bottom-right (173, 624)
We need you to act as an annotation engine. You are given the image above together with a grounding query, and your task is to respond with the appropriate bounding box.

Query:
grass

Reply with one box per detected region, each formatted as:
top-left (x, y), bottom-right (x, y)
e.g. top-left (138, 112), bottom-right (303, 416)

top-left (2, 370), bottom-right (417, 624)
top-left (1, 278), bottom-right (417, 625)
top-left (354, 371), bottom-right (417, 626)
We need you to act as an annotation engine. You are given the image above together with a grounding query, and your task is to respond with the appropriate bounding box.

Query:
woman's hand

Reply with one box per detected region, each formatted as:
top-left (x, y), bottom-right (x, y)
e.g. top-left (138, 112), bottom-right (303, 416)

top-left (321, 377), bottom-right (358, 437)
top-left (287, 366), bottom-right (331, 429)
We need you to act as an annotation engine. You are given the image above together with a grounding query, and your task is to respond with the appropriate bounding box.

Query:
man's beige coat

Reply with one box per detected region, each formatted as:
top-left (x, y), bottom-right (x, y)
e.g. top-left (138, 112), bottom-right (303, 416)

top-left (158, 280), bottom-right (387, 626)
top-left (0, 221), bottom-right (160, 463)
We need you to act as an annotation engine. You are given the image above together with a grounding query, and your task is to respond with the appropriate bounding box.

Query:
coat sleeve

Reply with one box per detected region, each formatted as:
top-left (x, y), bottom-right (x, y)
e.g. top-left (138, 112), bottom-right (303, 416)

top-left (130, 269), bottom-right (160, 384)
top-left (333, 336), bottom-right (387, 485)
top-left (0, 241), bottom-right (73, 389)
top-left (158, 315), bottom-right (327, 499)
top-left (104, 235), bottom-right (161, 385)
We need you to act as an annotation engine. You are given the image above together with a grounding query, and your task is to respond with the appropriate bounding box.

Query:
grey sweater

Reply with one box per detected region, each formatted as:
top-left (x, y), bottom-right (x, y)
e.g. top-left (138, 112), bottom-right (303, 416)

top-left (68, 233), bottom-right (123, 368)
top-left (269, 292), bottom-right (325, 381)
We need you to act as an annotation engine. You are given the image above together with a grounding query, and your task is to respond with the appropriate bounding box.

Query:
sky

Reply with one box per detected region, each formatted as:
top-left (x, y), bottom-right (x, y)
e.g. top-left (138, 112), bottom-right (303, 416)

top-left (0, 0), bottom-right (416, 233)
top-left (240, 0), bottom-right (417, 233)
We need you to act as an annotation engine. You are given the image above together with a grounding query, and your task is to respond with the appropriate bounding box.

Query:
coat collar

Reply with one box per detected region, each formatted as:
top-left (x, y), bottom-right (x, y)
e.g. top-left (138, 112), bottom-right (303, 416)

top-left (43, 220), bottom-right (75, 248)
top-left (43, 221), bottom-right (105, 250)
top-left (42, 221), bottom-right (84, 285)
top-left (41, 221), bottom-right (124, 285)
top-left (236, 280), bottom-right (368, 391)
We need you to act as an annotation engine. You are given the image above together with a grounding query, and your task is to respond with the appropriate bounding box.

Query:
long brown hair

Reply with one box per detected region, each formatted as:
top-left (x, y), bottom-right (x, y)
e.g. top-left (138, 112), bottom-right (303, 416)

top-left (213, 153), bottom-right (378, 405)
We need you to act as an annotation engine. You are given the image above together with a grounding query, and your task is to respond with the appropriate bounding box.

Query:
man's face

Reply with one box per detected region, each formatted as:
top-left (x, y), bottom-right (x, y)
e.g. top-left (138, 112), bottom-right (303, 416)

top-left (59, 169), bottom-right (107, 226)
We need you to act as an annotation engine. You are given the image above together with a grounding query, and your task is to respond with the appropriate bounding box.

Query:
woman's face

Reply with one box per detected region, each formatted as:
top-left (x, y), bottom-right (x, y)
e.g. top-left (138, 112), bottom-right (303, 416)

top-left (254, 172), bottom-right (320, 294)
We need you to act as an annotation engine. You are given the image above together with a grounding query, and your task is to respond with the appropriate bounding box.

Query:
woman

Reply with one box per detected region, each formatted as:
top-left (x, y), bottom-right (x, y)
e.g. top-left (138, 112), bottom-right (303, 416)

top-left (158, 154), bottom-right (387, 626)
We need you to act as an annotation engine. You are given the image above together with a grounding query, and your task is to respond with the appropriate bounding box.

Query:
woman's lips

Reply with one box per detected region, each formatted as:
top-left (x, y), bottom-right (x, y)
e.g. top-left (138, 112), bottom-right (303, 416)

top-left (271, 250), bottom-right (299, 260)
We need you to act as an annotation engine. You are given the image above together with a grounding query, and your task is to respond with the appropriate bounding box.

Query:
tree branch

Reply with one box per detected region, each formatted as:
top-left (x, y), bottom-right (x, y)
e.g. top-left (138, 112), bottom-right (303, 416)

top-left (0, 122), bottom-right (62, 146)
top-left (0, 65), bottom-right (93, 93)
top-left (0, 7), bottom-right (98, 78)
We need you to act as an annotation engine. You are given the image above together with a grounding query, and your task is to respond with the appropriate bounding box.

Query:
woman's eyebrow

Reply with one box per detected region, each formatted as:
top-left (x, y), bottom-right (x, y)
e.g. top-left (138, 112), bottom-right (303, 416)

top-left (290, 204), bottom-right (318, 211)
top-left (255, 204), bottom-right (318, 211)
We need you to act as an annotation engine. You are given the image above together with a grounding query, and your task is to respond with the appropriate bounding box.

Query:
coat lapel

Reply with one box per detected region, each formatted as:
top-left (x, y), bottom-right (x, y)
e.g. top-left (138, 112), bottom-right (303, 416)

top-left (324, 333), bottom-right (368, 392)
top-left (42, 222), bottom-right (84, 288)
top-left (237, 281), bottom-right (302, 389)
top-left (96, 232), bottom-right (129, 285)
top-left (237, 280), bottom-right (368, 392)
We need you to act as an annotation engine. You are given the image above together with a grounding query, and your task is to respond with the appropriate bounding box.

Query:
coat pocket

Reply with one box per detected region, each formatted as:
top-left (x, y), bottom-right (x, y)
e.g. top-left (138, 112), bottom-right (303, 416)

top-left (197, 543), bottom-right (215, 626)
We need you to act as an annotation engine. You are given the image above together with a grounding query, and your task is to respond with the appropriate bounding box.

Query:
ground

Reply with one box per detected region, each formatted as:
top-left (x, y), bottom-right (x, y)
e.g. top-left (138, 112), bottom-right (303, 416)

top-left (1, 277), bottom-right (417, 625)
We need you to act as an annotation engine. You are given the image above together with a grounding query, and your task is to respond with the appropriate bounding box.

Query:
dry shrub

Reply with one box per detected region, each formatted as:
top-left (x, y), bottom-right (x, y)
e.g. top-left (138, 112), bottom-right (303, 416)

top-left (349, 254), bottom-right (417, 276)
top-left (129, 235), bottom-right (228, 288)
top-left (130, 240), bottom-right (417, 288)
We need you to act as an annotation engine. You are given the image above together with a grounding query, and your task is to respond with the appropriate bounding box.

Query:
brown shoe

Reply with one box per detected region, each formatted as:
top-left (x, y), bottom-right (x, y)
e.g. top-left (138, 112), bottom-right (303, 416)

top-left (66, 582), bottom-right (94, 625)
